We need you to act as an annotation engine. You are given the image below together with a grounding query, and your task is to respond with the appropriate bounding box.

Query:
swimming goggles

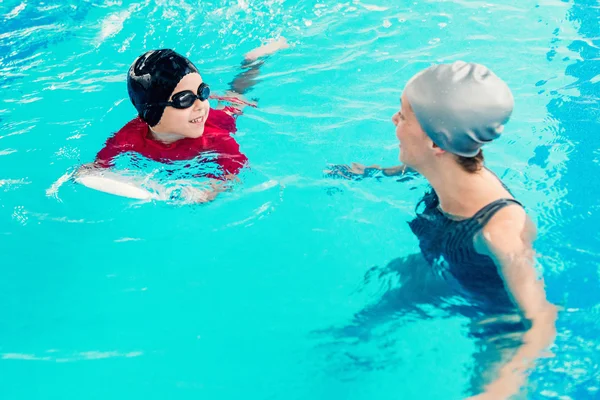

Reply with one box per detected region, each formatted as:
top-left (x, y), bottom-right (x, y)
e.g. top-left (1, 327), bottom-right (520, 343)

top-left (159, 83), bottom-right (210, 109)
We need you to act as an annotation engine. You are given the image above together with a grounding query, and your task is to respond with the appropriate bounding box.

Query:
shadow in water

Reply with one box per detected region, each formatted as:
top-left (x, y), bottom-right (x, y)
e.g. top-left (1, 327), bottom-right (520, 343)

top-left (313, 253), bottom-right (528, 396)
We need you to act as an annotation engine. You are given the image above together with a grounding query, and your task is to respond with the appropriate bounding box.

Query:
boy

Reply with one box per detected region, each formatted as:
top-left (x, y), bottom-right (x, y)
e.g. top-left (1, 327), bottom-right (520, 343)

top-left (77, 38), bottom-right (288, 202)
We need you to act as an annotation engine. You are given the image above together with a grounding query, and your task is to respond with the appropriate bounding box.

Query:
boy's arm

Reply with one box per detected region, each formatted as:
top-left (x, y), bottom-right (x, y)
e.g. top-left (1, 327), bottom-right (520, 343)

top-left (213, 37), bottom-right (289, 116)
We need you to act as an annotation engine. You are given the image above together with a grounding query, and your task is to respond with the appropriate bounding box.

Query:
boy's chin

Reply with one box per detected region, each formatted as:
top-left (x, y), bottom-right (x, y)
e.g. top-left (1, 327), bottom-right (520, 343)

top-left (186, 125), bottom-right (205, 138)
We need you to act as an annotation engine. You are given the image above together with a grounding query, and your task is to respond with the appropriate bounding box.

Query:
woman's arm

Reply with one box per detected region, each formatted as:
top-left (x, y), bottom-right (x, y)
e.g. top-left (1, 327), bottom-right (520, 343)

top-left (324, 162), bottom-right (416, 181)
top-left (471, 205), bottom-right (557, 399)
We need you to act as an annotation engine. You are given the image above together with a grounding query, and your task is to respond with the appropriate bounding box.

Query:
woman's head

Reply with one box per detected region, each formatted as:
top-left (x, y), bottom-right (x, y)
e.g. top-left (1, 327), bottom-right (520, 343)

top-left (127, 49), bottom-right (211, 139)
top-left (393, 96), bottom-right (485, 173)
top-left (393, 61), bottom-right (512, 172)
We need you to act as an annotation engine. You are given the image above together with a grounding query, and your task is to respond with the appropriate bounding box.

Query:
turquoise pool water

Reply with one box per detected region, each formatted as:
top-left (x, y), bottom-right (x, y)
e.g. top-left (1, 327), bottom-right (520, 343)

top-left (1, 0), bottom-right (599, 398)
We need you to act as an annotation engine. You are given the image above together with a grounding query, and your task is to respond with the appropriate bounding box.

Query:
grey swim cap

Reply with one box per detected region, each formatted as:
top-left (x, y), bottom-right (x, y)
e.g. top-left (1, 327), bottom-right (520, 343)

top-left (404, 61), bottom-right (514, 157)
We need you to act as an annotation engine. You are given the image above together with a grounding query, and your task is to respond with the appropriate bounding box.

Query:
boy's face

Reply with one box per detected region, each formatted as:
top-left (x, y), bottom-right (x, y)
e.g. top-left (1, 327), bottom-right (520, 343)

top-left (151, 73), bottom-right (210, 139)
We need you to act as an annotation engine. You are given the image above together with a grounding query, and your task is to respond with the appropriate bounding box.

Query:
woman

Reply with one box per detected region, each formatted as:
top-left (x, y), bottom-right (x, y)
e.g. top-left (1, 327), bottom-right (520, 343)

top-left (332, 61), bottom-right (557, 399)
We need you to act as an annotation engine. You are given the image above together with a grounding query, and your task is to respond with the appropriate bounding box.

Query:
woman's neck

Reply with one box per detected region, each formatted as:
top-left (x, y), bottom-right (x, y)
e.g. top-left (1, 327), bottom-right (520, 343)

top-left (418, 160), bottom-right (510, 218)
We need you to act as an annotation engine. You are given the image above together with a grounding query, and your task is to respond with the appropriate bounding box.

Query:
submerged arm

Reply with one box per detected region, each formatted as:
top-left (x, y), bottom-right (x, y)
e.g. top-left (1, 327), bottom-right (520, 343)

top-left (325, 162), bottom-right (417, 181)
top-left (472, 206), bottom-right (557, 399)
top-left (228, 61), bottom-right (263, 96)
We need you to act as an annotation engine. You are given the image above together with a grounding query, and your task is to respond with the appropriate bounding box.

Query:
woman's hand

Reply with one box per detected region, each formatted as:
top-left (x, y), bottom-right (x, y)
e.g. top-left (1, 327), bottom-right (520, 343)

top-left (324, 163), bottom-right (413, 180)
top-left (324, 163), bottom-right (381, 180)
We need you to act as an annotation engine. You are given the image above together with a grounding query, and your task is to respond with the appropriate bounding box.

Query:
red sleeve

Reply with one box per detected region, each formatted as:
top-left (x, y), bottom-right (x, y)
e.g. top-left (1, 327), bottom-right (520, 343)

top-left (94, 118), bottom-right (142, 167)
top-left (206, 108), bottom-right (237, 134)
top-left (215, 138), bottom-right (248, 176)
top-left (94, 135), bottom-right (123, 167)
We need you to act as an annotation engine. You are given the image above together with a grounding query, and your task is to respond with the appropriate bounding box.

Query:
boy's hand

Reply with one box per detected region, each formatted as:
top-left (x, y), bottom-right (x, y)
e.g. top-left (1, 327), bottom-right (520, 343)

top-left (175, 177), bottom-right (238, 204)
top-left (244, 36), bottom-right (289, 62)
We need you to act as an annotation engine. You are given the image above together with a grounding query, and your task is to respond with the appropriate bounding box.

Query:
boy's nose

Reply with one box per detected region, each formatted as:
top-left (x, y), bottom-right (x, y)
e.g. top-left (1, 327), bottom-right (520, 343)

top-left (193, 98), bottom-right (206, 110)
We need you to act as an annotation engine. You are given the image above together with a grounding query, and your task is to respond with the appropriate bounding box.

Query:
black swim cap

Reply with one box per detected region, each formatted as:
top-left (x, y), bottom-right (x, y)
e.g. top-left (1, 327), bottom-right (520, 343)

top-left (127, 49), bottom-right (199, 127)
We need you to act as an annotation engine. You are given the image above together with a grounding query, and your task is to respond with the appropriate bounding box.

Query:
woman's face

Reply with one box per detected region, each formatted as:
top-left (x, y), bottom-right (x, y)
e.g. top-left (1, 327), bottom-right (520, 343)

top-left (392, 94), bottom-right (434, 169)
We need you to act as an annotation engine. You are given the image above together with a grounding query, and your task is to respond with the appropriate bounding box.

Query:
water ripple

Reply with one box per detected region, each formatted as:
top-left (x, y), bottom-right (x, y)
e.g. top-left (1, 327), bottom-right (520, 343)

top-left (0, 1), bottom-right (597, 399)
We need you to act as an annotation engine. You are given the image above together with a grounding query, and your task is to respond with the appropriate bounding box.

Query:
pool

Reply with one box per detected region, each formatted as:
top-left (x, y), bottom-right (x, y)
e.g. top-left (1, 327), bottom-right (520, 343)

top-left (1, 0), bottom-right (599, 398)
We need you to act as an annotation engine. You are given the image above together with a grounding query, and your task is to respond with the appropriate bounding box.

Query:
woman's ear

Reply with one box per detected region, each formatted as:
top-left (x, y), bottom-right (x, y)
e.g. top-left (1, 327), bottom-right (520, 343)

top-left (430, 140), bottom-right (446, 156)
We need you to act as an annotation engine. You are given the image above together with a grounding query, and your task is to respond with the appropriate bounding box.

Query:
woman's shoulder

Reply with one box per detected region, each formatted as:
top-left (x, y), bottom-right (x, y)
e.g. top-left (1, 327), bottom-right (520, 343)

top-left (474, 203), bottom-right (536, 258)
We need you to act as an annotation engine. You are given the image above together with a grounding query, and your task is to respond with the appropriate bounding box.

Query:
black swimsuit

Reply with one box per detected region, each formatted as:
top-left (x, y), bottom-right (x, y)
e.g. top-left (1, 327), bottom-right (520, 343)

top-left (408, 189), bottom-right (523, 312)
